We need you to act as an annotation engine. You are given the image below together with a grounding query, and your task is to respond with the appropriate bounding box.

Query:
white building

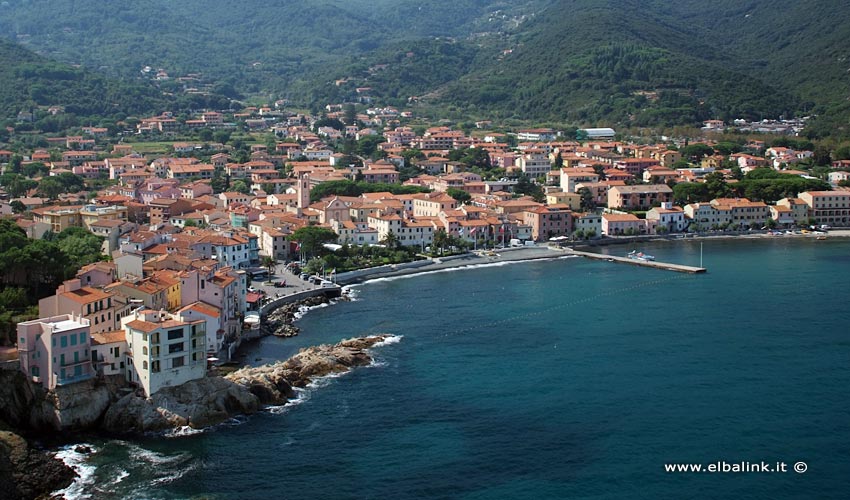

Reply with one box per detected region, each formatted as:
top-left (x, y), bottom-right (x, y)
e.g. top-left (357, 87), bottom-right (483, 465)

top-left (580, 128), bottom-right (616, 140)
top-left (646, 202), bottom-right (686, 233)
top-left (91, 330), bottom-right (127, 376)
top-left (516, 149), bottom-right (551, 178)
top-left (573, 212), bottom-right (602, 236)
top-left (122, 309), bottom-right (207, 397)
top-left (177, 302), bottom-right (223, 357)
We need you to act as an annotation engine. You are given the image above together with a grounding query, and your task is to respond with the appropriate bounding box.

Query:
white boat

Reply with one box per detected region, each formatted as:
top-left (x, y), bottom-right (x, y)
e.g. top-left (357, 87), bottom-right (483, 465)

top-left (627, 250), bottom-right (656, 261)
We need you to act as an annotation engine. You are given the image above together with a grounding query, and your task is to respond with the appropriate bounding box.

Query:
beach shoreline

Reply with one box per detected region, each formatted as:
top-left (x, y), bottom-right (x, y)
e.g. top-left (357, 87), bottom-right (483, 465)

top-left (334, 246), bottom-right (569, 285)
top-left (330, 229), bottom-right (849, 285)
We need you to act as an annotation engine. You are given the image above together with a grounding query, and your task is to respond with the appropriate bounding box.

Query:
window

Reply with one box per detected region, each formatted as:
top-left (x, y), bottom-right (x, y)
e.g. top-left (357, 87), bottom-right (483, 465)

top-left (142, 361), bottom-right (148, 370)
top-left (80, 332), bottom-right (87, 343)
top-left (19, 337), bottom-right (25, 345)
top-left (169, 343), bottom-right (184, 354)
top-left (143, 346), bottom-right (148, 355)
top-left (60, 336), bottom-right (68, 348)
top-left (167, 329), bottom-right (183, 340)
top-left (172, 357), bottom-right (185, 368)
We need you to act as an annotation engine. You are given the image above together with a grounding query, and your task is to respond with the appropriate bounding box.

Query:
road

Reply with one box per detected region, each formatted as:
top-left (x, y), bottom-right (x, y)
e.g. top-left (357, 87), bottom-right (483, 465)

top-left (248, 266), bottom-right (333, 307)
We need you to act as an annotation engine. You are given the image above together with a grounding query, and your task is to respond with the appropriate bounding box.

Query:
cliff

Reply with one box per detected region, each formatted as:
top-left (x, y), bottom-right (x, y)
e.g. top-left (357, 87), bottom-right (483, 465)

top-left (1, 335), bottom-right (395, 436)
top-left (0, 371), bottom-right (124, 432)
top-left (101, 376), bottom-right (261, 433)
top-left (0, 431), bottom-right (75, 500)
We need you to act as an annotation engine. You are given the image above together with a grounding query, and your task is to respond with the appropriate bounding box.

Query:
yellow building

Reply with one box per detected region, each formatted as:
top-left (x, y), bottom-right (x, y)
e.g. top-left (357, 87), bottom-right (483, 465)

top-left (80, 204), bottom-right (128, 230)
top-left (545, 191), bottom-right (582, 210)
top-left (31, 205), bottom-right (84, 233)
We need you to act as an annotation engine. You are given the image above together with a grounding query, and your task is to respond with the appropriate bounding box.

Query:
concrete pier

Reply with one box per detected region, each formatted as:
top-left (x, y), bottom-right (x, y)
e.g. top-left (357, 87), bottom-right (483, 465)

top-left (565, 249), bottom-right (706, 273)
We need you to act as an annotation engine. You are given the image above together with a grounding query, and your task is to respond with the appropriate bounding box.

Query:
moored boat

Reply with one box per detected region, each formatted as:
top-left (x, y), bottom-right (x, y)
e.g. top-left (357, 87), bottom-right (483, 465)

top-left (627, 250), bottom-right (656, 261)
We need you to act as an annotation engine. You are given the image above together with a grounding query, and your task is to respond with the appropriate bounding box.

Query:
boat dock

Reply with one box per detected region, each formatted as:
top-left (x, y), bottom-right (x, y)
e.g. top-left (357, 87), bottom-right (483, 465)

top-left (565, 249), bottom-right (707, 274)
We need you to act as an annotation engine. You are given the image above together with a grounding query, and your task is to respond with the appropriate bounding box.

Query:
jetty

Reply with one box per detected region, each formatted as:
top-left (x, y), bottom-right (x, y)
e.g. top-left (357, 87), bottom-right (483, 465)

top-left (565, 249), bottom-right (706, 274)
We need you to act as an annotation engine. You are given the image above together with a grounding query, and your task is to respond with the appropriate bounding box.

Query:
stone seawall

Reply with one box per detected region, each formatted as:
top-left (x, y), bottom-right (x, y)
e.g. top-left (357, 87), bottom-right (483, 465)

top-left (258, 287), bottom-right (341, 316)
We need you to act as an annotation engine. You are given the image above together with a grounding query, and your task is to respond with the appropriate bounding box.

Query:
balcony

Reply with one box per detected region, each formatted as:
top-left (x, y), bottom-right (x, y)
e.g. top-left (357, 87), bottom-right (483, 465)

top-left (60, 358), bottom-right (94, 369)
top-left (192, 324), bottom-right (206, 339)
top-left (54, 371), bottom-right (94, 386)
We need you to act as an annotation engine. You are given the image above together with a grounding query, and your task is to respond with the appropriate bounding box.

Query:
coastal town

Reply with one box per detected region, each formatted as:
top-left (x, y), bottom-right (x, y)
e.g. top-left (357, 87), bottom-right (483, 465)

top-left (2, 102), bottom-right (850, 405)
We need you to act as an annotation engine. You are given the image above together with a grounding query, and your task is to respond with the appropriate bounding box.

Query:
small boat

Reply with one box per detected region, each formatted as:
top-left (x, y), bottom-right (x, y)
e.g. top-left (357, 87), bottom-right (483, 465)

top-left (627, 250), bottom-right (655, 261)
top-left (816, 235), bottom-right (827, 240)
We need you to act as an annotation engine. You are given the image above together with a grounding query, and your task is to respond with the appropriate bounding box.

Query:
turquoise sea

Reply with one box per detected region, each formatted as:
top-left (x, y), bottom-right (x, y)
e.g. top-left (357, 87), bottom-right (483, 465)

top-left (55, 238), bottom-right (850, 499)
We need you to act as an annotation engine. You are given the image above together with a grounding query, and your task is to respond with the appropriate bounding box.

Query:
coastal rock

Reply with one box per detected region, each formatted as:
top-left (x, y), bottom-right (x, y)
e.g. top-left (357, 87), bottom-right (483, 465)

top-left (226, 365), bottom-right (297, 404)
top-left (264, 295), bottom-right (330, 337)
top-left (0, 370), bottom-right (124, 432)
top-left (227, 334), bottom-right (391, 392)
top-left (0, 431), bottom-right (76, 500)
top-left (101, 376), bottom-right (260, 433)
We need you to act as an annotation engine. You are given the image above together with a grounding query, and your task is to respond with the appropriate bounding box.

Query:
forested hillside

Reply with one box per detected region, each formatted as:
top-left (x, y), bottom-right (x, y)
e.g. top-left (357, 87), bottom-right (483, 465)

top-left (1, 0), bottom-right (848, 133)
top-left (0, 0), bottom-right (514, 99)
top-left (324, 0), bottom-right (848, 130)
top-left (314, 0), bottom-right (850, 132)
top-left (0, 39), bottom-right (234, 131)
top-left (0, 39), bottom-right (163, 118)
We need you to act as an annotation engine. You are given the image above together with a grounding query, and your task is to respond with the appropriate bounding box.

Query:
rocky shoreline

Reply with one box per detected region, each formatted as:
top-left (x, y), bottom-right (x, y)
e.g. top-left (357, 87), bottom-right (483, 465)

top-left (0, 334), bottom-right (396, 498)
top-left (101, 334), bottom-right (394, 433)
top-left (261, 294), bottom-right (338, 338)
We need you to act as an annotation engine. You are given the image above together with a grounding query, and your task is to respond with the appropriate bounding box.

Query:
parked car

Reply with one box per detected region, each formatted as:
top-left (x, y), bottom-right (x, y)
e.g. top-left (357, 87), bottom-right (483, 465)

top-left (273, 281), bottom-right (286, 287)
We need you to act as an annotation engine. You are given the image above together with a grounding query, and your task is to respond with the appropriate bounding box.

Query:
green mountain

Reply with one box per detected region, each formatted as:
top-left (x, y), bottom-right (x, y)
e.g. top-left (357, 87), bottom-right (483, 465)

top-left (0, 0), bottom-right (515, 100)
top-left (326, 0), bottom-right (850, 130)
top-left (0, 38), bottom-right (235, 129)
top-left (2, 0), bottom-right (848, 134)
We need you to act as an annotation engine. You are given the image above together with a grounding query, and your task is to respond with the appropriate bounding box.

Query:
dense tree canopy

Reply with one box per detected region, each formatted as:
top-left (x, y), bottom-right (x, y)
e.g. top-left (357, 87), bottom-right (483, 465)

top-left (309, 180), bottom-right (429, 203)
top-left (288, 226), bottom-right (339, 259)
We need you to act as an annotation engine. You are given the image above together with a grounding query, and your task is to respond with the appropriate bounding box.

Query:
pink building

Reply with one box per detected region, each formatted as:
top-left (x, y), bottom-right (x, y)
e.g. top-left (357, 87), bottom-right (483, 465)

top-left (17, 314), bottom-right (94, 389)
top-left (523, 206), bottom-right (573, 241)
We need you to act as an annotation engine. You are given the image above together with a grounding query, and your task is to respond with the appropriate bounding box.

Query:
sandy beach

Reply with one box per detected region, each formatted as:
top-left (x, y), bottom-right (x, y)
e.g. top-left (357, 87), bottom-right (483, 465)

top-left (334, 246), bottom-right (568, 285)
top-left (260, 228), bottom-right (849, 294)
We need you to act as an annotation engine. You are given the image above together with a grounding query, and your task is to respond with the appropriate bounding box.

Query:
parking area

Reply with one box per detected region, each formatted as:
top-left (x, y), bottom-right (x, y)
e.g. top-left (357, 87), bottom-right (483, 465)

top-left (247, 267), bottom-right (338, 307)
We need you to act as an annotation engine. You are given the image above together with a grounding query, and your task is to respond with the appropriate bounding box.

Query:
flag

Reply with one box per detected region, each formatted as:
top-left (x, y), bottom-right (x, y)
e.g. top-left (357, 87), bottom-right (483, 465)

top-left (469, 227), bottom-right (477, 235)
top-left (499, 225), bottom-right (505, 233)
top-left (458, 228), bottom-right (464, 235)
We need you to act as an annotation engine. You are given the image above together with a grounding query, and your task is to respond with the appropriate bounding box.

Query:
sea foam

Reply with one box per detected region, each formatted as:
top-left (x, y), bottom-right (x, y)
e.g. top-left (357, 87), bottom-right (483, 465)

top-left (53, 444), bottom-right (99, 500)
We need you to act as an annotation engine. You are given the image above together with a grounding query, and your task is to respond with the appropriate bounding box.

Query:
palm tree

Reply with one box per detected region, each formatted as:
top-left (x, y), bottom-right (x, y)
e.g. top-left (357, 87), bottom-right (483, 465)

top-left (261, 255), bottom-right (277, 279)
top-left (380, 230), bottom-right (399, 249)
